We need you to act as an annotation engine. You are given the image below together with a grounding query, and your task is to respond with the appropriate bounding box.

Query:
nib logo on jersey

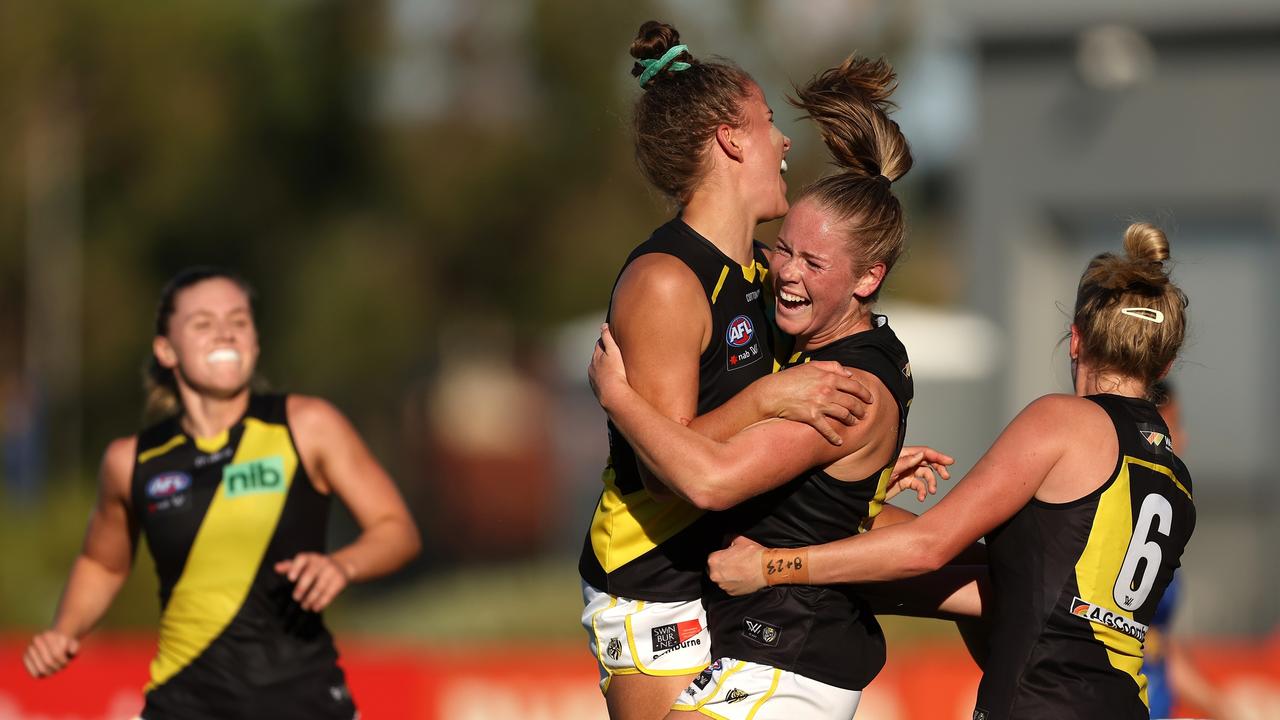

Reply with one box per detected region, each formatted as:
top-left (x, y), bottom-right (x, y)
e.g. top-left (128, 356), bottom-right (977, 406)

top-left (725, 315), bottom-right (763, 372)
top-left (651, 619), bottom-right (703, 661)
top-left (223, 456), bottom-right (287, 499)
top-left (1069, 597), bottom-right (1148, 642)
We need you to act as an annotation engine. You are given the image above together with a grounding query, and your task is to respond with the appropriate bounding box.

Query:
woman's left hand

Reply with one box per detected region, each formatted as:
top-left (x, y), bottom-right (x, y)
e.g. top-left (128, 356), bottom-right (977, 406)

top-left (708, 535), bottom-right (769, 596)
top-left (588, 323), bottom-right (629, 403)
top-left (274, 553), bottom-right (353, 612)
top-left (885, 445), bottom-right (955, 502)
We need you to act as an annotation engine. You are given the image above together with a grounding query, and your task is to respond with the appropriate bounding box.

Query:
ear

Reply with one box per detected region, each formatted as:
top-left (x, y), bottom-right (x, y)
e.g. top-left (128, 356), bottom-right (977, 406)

top-left (153, 335), bottom-right (178, 370)
top-left (852, 263), bottom-right (887, 300)
top-left (715, 123), bottom-right (744, 163)
top-left (1069, 324), bottom-right (1081, 359)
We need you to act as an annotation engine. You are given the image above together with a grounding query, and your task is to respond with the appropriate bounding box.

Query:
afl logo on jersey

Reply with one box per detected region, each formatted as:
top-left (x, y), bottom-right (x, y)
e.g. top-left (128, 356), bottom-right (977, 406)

top-left (726, 316), bottom-right (755, 347)
top-left (146, 472), bottom-right (191, 499)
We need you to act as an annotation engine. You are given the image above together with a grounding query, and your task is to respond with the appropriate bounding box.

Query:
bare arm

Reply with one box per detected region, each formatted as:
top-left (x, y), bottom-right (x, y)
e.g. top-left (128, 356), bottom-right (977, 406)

top-left (688, 361), bottom-right (874, 444)
top-left (24, 437), bottom-right (138, 678)
top-left (607, 254), bottom-right (709, 500)
top-left (591, 324), bottom-right (897, 511)
top-left (708, 395), bottom-right (1077, 591)
top-left (279, 395), bottom-right (421, 611)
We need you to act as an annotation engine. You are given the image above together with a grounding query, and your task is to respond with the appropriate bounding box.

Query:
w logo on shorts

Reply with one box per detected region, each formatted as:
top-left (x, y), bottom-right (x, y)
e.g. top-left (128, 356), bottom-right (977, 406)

top-left (606, 637), bottom-right (622, 661)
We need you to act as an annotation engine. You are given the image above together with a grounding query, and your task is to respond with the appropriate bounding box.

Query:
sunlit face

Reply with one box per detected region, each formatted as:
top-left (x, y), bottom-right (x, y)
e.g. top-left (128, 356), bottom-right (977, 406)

top-left (772, 199), bottom-right (882, 349)
top-left (738, 84), bottom-right (791, 222)
top-left (154, 278), bottom-right (259, 399)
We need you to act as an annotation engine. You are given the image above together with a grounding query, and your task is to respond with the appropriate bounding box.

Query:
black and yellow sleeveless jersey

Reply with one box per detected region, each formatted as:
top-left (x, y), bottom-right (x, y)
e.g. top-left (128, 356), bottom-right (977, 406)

top-left (705, 315), bottom-right (913, 691)
top-left (974, 394), bottom-right (1196, 720)
top-left (578, 217), bottom-right (776, 602)
top-left (131, 394), bottom-right (355, 720)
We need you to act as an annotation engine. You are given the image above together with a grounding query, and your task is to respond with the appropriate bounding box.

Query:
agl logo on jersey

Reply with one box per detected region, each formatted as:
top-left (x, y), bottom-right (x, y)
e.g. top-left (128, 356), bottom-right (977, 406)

top-left (223, 456), bottom-right (287, 499)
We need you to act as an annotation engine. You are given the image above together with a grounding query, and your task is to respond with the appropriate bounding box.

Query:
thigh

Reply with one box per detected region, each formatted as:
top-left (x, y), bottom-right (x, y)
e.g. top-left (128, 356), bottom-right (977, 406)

top-left (606, 671), bottom-right (700, 720)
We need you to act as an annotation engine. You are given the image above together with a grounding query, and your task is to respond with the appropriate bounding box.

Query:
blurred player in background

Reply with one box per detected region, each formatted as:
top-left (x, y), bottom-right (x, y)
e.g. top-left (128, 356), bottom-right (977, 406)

top-left (22, 267), bottom-right (420, 720)
top-left (711, 223), bottom-right (1195, 720)
top-left (1145, 379), bottom-right (1235, 720)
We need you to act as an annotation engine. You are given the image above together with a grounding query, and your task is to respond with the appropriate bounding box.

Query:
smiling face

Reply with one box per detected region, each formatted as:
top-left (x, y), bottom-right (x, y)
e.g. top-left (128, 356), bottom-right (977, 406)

top-left (737, 84), bottom-right (792, 223)
top-left (772, 198), bottom-right (885, 349)
top-left (153, 277), bottom-right (259, 399)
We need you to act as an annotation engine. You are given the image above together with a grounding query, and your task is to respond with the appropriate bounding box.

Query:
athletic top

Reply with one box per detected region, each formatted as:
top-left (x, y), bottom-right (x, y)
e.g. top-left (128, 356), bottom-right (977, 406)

top-left (1142, 574), bottom-right (1180, 718)
top-left (132, 394), bottom-right (355, 720)
top-left (579, 217), bottom-right (775, 602)
top-left (703, 315), bottom-right (913, 690)
top-left (974, 394), bottom-right (1196, 720)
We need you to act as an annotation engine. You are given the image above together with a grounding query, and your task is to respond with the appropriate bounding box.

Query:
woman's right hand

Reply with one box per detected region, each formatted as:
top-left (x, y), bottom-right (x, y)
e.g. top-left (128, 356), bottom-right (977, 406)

top-left (23, 629), bottom-right (79, 678)
top-left (767, 361), bottom-right (873, 445)
top-left (588, 323), bottom-right (629, 405)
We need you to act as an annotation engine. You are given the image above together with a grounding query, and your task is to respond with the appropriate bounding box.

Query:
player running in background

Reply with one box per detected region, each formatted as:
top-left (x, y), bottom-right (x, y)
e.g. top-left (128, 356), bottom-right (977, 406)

top-left (22, 267), bottom-right (420, 720)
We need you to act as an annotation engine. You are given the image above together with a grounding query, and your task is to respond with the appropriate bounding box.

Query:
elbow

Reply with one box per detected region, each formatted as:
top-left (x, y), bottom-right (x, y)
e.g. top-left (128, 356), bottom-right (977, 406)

top-left (682, 470), bottom-right (739, 512)
top-left (404, 528), bottom-right (423, 562)
top-left (902, 536), bottom-right (949, 577)
top-left (401, 519), bottom-right (423, 562)
top-left (685, 488), bottom-right (733, 512)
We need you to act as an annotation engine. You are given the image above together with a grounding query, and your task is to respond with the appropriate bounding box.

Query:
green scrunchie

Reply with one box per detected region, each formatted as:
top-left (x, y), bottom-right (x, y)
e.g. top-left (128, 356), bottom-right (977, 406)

top-left (637, 44), bottom-right (692, 87)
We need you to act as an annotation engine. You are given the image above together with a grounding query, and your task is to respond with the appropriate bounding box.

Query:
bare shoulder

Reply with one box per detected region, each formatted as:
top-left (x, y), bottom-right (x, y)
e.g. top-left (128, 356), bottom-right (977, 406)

top-left (101, 436), bottom-right (138, 498)
top-left (613, 253), bottom-right (703, 309)
top-left (1009, 394), bottom-right (1113, 451)
top-left (286, 394), bottom-right (350, 438)
top-left (1018, 393), bottom-right (1102, 423)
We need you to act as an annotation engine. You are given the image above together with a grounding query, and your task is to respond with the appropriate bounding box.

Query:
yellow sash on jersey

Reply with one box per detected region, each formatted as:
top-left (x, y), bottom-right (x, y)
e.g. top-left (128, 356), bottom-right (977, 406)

top-left (146, 418), bottom-right (296, 691)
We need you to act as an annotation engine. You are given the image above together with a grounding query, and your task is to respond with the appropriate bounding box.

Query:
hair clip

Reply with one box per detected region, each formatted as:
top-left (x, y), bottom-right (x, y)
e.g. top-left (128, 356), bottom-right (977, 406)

top-left (1120, 307), bottom-right (1164, 324)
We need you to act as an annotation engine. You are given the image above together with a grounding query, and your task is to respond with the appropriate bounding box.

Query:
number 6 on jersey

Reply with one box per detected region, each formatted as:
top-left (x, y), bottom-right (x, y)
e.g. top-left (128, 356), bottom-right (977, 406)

top-left (1113, 493), bottom-right (1173, 611)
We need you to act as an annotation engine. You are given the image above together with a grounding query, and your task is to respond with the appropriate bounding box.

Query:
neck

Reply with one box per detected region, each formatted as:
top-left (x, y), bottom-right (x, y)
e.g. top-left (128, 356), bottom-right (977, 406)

top-left (682, 186), bottom-right (762, 267)
top-left (1074, 361), bottom-right (1147, 399)
top-left (798, 305), bottom-right (873, 352)
top-left (176, 383), bottom-right (251, 438)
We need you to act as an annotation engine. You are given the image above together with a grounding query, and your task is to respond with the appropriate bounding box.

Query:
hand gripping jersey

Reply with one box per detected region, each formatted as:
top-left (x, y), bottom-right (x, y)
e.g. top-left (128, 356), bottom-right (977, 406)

top-left (974, 394), bottom-right (1195, 720)
top-left (131, 394), bottom-right (354, 720)
top-left (704, 316), bottom-right (913, 691)
top-left (578, 217), bottom-right (776, 602)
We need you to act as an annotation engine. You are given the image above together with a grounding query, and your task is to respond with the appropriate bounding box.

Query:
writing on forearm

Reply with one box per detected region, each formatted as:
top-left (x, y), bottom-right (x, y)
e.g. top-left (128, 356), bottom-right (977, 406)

top-left (762, 548), bottom-right (810, 586)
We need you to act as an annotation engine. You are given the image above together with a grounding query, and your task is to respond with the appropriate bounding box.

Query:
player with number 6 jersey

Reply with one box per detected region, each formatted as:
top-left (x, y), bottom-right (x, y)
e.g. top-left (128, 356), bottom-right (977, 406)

top-left (707, 221), bottom-right (1194, 719)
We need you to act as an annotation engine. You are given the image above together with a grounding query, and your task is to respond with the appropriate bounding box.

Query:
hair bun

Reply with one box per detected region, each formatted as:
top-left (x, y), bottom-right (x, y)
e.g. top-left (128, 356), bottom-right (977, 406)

top-left (1123, 222), bottom-right (1170, 264)
top-left (789, 55), bottom-right (912, 183)
top-left (1085, 222), bottom-right (1173, 293)
top-left (630, 21), bottom-right (692, 80)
